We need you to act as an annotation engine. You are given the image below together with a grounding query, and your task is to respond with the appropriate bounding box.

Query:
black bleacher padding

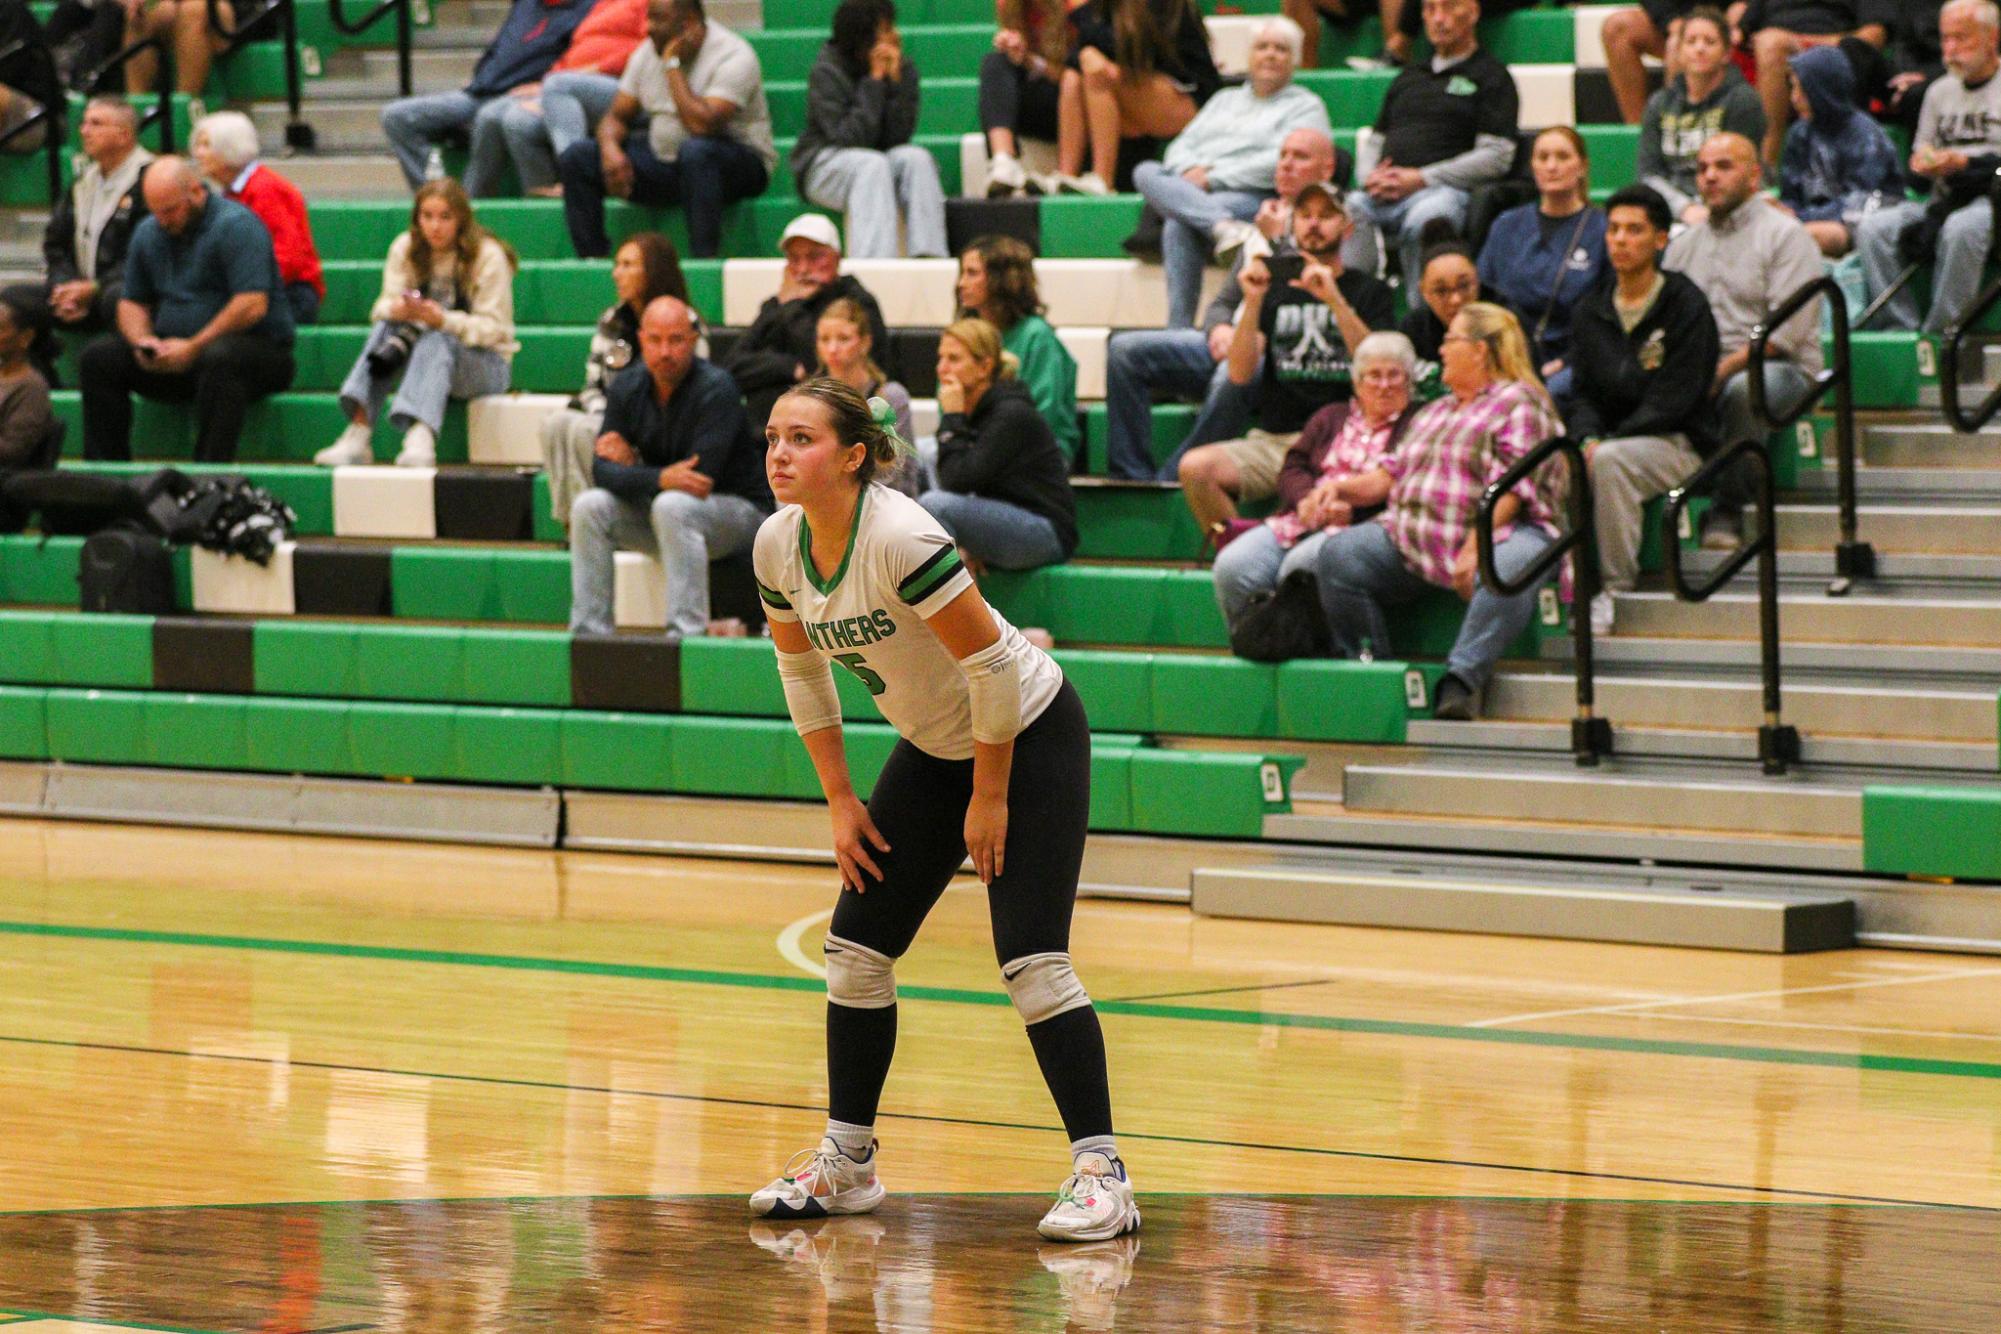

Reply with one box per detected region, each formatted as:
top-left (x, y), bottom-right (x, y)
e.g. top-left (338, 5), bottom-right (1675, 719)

top-left (1574, 68), bottom-right (1661, 127)
top-left (946, 198), bottom-right (1040, 256)
top-left (153, 617), bottom-right (254, 693)
top-left (293, 544), bottom-right (393, 616)
top-left (711, 550), bottom-right (767, 631)
top-left (892, 330), bottom-right (943, 397)
top-left (435, 468), bottom-right (535, 541)
top-left (570, 634), bottom-right (682, 712)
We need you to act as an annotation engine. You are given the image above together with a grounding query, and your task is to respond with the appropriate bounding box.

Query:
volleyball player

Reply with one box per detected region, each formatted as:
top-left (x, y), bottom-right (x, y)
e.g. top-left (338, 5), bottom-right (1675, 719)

top-left (745, 379), bottom-right (1136, 1243)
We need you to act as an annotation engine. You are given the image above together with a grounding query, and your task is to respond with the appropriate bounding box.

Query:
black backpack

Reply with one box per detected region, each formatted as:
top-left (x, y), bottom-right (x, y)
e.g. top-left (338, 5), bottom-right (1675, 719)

top-left (1227, 570), bottom-right (1333, 663)
top-left (79, 522), bottom-right (174, 614)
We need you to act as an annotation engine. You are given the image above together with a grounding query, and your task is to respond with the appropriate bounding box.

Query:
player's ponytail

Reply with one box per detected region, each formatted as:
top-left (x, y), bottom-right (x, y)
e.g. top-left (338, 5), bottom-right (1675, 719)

top-left (777, 375), bottom-right (911, 487)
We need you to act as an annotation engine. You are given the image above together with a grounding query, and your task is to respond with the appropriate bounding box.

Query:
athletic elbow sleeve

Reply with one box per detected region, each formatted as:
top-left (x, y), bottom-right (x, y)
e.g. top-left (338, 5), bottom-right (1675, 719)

top-left (958, 639), bottom-right (1022, 745)
top-left (776, 647), bottom-right (842, 736)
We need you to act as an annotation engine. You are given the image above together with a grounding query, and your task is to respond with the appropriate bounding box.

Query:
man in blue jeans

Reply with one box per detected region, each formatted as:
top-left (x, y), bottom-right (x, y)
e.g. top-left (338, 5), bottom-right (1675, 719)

top-left (559, 0), bottom-right (777, 258)
top-left (380, 0), bottom-right (594, 195)
top-left (569, 296), bottom-right (772, 639)
top-left (1102, 127), bottom-right (1337, 481)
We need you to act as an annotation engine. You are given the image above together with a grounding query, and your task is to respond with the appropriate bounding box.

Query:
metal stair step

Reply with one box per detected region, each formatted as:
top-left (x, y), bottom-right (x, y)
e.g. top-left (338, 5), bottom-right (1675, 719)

top-left (1403, 719), bottom-right (1995, 772)
top-left (255, 153), bottom-right (408, 198)
top-left (1776, 503), bottom-right (2001, 553)
top-left (1481, 672), bottom-right (1998, 743)
top-left (1557, 633), bottom-right (2001, 679)
top-left (1791, 466), bottom-right (2001, 499)
top-left (1608, 589), bottom-right (2001, 646)
top-left (1863, 421), bottom-right (2001, 468)
top-left (1681, 547), bottom-right (2001, 587)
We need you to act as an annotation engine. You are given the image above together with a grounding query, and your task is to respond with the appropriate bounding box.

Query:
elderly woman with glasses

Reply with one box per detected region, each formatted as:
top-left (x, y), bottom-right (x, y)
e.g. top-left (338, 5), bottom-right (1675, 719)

top-left (1311, 302), bottom-right (1566, 721)
top-left (1212, 330), bottom-right (1418, 628)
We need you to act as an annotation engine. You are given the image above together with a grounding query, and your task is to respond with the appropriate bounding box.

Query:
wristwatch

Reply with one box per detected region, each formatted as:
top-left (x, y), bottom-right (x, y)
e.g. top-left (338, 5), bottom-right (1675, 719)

top-left (664, 56), bottom-right (682, 72)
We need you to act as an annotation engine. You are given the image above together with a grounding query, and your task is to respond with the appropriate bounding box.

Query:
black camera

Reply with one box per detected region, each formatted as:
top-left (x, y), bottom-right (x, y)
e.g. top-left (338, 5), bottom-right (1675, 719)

top-left (367, 323), bottom-right (421, 375)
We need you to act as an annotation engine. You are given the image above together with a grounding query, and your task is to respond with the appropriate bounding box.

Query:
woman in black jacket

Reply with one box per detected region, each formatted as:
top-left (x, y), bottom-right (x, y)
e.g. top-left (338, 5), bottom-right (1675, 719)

top-left (1047, 0), bottom-right (1219, 195)
top-left (790, 0), bottom-right (948, 258)
top-left (919, 317), bottom-right (1078, 573)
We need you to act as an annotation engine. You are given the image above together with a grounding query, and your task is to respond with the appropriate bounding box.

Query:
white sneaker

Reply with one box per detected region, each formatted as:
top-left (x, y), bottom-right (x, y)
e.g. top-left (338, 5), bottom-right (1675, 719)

top-left (395, 422), bottom-right (437, 468)
top-left (1039, 1234), bottom-right (1139, 1332)
top-left (1589, 591), bottom-right (1616, 637)
top-left (1210, 218), bottom-right (1258, 262)
top-left (1037, 1153), bottom-right (1140, 1242)
top-left (314, 425), bottom-right (372, 468)
top-left (1059, 172), bottom-right (1111, 197)
top-left (748, 1137), bottom-right (886, 1220)
top-left (1025, 170), bottom-right (1060, 197)
top-left (987, 152), bottom-right (1027, 198)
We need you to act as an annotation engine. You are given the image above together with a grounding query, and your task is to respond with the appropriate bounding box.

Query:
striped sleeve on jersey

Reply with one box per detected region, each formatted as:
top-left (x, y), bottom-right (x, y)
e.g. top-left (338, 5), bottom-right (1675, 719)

top-left (750, 516), bottom-right (802, 623)
top-left (896, 542), bottom-right (971, 614)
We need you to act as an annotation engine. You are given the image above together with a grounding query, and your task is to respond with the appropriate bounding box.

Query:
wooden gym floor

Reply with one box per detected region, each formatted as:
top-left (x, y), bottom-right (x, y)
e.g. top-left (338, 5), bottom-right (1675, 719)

top-left (0, 819), bottom-right (1997, 1331)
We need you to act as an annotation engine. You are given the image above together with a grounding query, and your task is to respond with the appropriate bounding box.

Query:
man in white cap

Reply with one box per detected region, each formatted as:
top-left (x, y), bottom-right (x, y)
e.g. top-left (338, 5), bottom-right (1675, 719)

top-left (719, 213), bottom-right (892, 429)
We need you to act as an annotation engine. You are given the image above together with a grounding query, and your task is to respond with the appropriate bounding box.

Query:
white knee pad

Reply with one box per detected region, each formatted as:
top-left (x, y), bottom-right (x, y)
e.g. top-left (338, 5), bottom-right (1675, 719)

top-left (824, 934), bottom-right (897, 1009)
top-left (1001, 952), bottom-right (1092, 1026)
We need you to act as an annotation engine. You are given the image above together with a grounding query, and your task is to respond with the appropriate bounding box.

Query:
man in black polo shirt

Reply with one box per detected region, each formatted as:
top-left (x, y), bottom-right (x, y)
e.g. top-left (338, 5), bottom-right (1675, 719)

top-left (1343, 0), bottom-right (1518, 285)
top-left (81, 158), bottom-right (295, 464)
top-left (569, 295), bottom-right (773, 639)
top-left (1179, 181), bottom-right (1395, 536)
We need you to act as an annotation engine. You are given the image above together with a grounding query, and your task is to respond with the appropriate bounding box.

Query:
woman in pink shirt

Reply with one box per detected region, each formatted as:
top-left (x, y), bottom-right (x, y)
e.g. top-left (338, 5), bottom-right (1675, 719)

top-left (1311, 302), bottom-right (1565, 721)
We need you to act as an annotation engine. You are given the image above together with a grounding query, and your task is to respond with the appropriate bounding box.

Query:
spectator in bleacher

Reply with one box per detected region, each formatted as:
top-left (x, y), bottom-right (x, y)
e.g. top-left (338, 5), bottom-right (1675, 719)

top-left (1132, 17), bottom-right (1331, 328)
top-left (315, 179), bottom-right (517, 469)
top-left (1603, 1), bottom-right (1698, 125)
top-left (1731, 0), bottom-right (1894, 168)
top-left (1775, 46), bottom-right (1903, 256)
top-left (0, 287), bottom-right (56, 472)
top-left (120, 0), bottom-right (230, 97)
top-left (1860, 2), bottom-right (1945, 135)
top-left (1212, 332), bottom-right (1417, 626)
top-left (1569, 185), bottom-right (1722, 636)
top-left (79, 157), bottom-right (295, 464)
top-left (791, 0), bottom-right (948, 259)
top-left (1665, 132), bottom-right (1822, 546)
top-left (1476, 128), bottom-right (1606, 406)
top-left (981, 0), bottom-right (1076, 197)
top-left (1101, 127), bottom-right (1337, 482)
top-left (1857, 0), bottom-right (2001, 335)
top-left (1180, 182), bottom-right (1395, 537)
top-left (381, 0), bottom-right (595, 196)
top-left (1312, 302), bottom-right (1563, 720)
top-left (1343, 0), bottom-right (1519, 286)
top-left (41, 96), bottom-right (152, 338)
top-left (815, 296), bottom-right (920, 496)
top-left (721, 213), bottom-right (891, 434)
top-left (955, 235), bottom-right (1081, 459)
top-left (919, 317), bottom-right (1077, 571)
top-left (541, 231), bottom-right (690, 526)
top-left (1046, 0), bottom-right (1221, 196)
top-left (1400, 237), bottom-right (1486, 395)
top-left (558, 0), bottom-right (778, 260)
top-left (569, 294), bottom-right (771, 638)
top-left (190, 111), bottom-right (326, 326)
top-left (1635, 6), bottom-right (1766, 227)
top-left (485, 0), bottom-right (648, 198)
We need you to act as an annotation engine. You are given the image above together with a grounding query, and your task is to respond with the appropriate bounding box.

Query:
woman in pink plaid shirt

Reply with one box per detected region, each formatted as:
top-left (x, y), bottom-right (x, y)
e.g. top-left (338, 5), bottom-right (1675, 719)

top-left (1310, 301), bottom-right (1566, 721)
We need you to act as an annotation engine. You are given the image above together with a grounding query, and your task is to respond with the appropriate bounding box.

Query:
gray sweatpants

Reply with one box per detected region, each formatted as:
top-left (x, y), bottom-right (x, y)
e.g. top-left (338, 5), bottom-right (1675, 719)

top-left (539, 406), bottom-right (603, 527)
top-left (1591, 433), bottom-right (1702, 593)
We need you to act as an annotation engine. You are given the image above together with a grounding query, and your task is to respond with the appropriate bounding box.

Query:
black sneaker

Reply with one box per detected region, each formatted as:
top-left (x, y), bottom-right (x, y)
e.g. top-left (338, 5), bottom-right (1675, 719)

top-left (1698, 506), bottom-right (1743, 550)
top-left (1432, 674), bottom-right (1478, 721)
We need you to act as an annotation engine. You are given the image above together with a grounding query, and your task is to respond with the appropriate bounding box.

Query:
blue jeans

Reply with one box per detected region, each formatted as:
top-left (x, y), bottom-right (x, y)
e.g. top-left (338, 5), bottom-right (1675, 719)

top-left (1103, 329), bottom-right (1257, 480)
top-left (802, 146), bottom-right (949, 259)
top-left (541, 71), bottom-right (620, 165)
top-left (918, 490), bottom-right (1066, 570)
top-left (559, 132), bottom-right (769, 258)
top-left (569, 488), bottom-right (768, 637)
top-left (1313, 520), bottom-right (1551, 691)
top-left (339, 324), bottom-right (511, 433)
top-left (1344, 183), bottom-right (1470, 282)
top-left (1211, 525), bottom-right (1331, 625)
top-left (382, 90), bottom-right (482, 191)
top-left (1133, 162), bottom-right (1268, 329)
top-left (1858, 197), bottom-right (1991, 332)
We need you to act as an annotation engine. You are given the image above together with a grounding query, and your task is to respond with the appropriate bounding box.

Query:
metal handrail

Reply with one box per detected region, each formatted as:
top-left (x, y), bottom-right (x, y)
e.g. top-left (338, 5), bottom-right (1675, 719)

top-left (1747, 273), bottom-right (1872, 596)
top-left (0, 38), bottom-right (64, 202)
top-left (80, 37), bottom-right (175, 153)
top-left (1475, 435), bottom-right (1610, 766)
top-left (205, 0), bottom-right (312, 150)
top-left (1939, 274), bottom-right (2001, 433)
top-left (1663, 439), bottom-right (1800, 776)
top-left (329, 0), bottom-right (413, 98)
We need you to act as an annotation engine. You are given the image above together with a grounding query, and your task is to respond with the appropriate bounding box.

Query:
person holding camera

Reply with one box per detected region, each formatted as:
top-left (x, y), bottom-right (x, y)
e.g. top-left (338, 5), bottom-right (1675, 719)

top-left (78, 157), bottom-right (296, 465)
top-left (316, 180), bottom-right (518, 468)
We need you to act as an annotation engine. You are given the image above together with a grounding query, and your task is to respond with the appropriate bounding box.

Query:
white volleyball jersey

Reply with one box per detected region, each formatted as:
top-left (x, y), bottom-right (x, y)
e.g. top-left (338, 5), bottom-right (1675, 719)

top-left (753, 484), bottom-right (1064, 759)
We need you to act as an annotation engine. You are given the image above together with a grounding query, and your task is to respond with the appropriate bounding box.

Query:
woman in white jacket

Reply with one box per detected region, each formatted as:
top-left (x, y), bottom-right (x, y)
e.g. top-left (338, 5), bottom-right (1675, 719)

top-left (317, 179), bottom-right (518, 467)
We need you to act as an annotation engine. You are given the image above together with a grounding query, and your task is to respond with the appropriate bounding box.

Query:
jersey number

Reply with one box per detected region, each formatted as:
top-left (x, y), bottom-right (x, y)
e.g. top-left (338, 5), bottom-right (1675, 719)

top-left (834, 653), bottom-right (886, 696)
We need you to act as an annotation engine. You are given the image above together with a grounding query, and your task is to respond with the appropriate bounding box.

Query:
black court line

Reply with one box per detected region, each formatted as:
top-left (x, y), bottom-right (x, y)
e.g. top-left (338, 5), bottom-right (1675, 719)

top-left (1, 1030), bottom-right (1991, 1214)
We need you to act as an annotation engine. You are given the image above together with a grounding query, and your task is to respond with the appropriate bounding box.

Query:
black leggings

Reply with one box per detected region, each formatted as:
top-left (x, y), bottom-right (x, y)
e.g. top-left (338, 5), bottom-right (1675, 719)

top-left (978, 50), bottom-right (1062, 143)
top-left (825, 681), bottom-right (1114, 1143)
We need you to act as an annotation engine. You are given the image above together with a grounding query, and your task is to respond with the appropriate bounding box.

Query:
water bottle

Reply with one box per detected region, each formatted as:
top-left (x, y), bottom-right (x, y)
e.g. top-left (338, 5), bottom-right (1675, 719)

top-left (1358, 636), bottom-right (1374, 664)
top-left (423, 146), bottom-right (446, 182)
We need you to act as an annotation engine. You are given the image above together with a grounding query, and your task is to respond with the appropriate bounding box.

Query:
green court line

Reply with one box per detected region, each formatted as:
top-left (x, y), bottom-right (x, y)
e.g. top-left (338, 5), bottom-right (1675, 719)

top-left (3, 917), bottom-right (1998, 1083)
top-left (0, 1313), bottom-right (223, 1334)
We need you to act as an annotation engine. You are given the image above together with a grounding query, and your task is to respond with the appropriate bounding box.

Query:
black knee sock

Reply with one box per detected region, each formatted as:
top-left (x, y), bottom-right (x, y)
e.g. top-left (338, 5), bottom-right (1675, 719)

top-left (826, 1001), bottom-right (898, 1127)
top-left (1025, 1005), bottom-right (1115, 1142)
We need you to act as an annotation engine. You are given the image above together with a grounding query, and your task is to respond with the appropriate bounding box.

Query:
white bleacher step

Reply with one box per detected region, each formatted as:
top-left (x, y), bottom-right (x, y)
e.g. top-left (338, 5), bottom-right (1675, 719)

top-left (723, 257), bottom-right (1221, 331)
top-left (1513, 64), bottom-right (1575, 130)
top-left (960, 135), bottom-right (1057, 200)
top-left (469, 393), bottom-right (571, 466)
top-left (613, 551), bottom-right (667, 629)
top-left (1190, 863), bottom-right (1855, 953)
top-left (332, 465), bottom-right (438, 539)
top-left (1572, 3), bottom-right (1663, 71)
top-left (191, 541), bottom-right (296, 614)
